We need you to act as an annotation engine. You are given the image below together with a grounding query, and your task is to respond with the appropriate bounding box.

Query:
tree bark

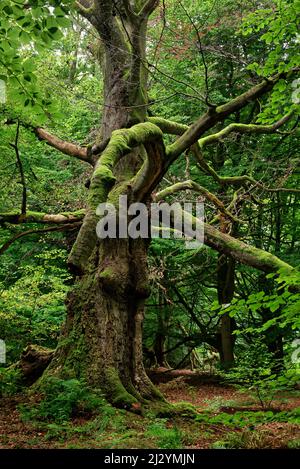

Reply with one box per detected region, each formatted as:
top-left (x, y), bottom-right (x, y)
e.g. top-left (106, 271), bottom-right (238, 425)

top-left (46, 237), bottom-right (161, 407)
top-left (13, 345), bottom-right (54, 386)
top-left (217, 254), bottom-right (236, 368)
top-left (42, 2), bottom-right (163, 408)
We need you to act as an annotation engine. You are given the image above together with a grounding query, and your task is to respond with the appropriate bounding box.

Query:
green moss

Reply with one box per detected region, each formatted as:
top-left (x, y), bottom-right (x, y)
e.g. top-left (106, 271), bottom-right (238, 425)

top-left (104, 368), bottom-right (138, 409)
top-left (98, 267), bottom-right (115, 280)
top-left (145, 401), bottom-right (197, 419)
top-left (93, 165), bottom-right (115, 182)
top-left (68, 121), bottom-right (164, 272)
top-left (60, 210), bottom-right (85, 219)
top-left (147, 117), bottom-right (188, 135)
top-left (24, 210), bottom-right (47, 220)
top-left (107, 181), bottom-right (132, 206)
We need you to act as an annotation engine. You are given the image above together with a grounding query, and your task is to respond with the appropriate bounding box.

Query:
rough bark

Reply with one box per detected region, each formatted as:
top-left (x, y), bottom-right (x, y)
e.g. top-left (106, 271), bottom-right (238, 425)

top-left (217, 254), bottom-right (236, 368)
top-left (13, 345), bottom-right (54, 386)
top-left (41, 1), bottom-right (164, 408)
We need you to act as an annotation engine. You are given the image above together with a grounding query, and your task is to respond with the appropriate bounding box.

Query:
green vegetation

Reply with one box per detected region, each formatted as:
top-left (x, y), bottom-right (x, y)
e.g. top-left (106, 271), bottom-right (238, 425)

top-left (0, 0), bottom-right (299, 450)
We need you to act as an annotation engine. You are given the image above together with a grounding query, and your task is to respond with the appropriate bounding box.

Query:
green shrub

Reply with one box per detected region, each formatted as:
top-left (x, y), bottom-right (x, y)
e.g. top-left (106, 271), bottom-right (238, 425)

top-left (20, 377), bottom-right (106, 423)
top-left (212, 430), bottom-right (269, 449)
top-left (196, 408), bottom-right (300, 427)
top-left (145, 420), bottom-right (182, 449)
top-left (222, 340), bottom-right (299, 409)
top-left (0, 367), bottom-right (23, 397)
top-left (287, 439), bottom-right (300, 449)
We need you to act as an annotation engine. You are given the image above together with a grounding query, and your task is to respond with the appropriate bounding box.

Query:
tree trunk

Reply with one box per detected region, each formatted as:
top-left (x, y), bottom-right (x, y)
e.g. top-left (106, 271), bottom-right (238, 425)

top-left (14, 345), bottom-right (54, 386)
top-left (41, 3), bottom-right (164, 408)
top-left (154, 291), bottom-right (170, 368)
top-left (46, 237), bottom-right (161, 407)
top-left (217, 253), bottom-right (236, 369)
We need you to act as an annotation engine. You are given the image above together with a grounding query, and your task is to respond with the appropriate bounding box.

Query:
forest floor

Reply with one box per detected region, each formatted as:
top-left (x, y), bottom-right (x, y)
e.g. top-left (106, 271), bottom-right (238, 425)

top-left (0, 370), bottom-right (299, 450)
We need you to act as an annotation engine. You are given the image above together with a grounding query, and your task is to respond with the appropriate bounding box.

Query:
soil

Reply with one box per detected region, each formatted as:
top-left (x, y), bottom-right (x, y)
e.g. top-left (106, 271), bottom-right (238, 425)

top-left (0, 371), bottom-right (299, 449)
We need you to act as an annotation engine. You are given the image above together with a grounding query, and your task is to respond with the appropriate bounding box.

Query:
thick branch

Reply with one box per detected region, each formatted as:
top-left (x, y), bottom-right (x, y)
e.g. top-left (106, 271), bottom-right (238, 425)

top-left (138, 0), bottom-right (160, 19)
top-left (68, 122), bottom-right (164, 274)
top-left (155, 180), bottom-right (239, 223)
top-left (166, 70), bottom-right (299, 160)
top-left (34, 128), bottom-right (92, 164)
top-left (133, 140), bottom-right (166, 201)
top-left (204, 222), bottom-right (294, 274)
top-left (175, 206), bottom-right (295, 274)
top-left (0, 223), bottom-right (82, 256)
top-left (147, 116), bottom-right (188, 135)
top-left (0, 210), bottom-right (85, 225)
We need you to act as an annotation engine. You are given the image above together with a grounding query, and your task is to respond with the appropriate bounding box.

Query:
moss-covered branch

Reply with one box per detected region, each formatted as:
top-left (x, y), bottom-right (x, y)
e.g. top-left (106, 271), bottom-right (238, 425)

top-left (204, 222), bottom-right (294, 274)
top-left (147, 116), bottom-right (189, 135)
top-left (149, 115), bottom-right (300, 193)
top-left (155, 180), bottom-right (240, 223)
top-left (173, 206), bottom-right (295, 274)
top-left (198, 112), bottom-right (294, 148)
top-left (0, 210), bottom-right (85, 225)
top-left (166, 70), bottom-right (299, 160)
top-left (133, 140), bottom-right (166, 201)
top-left (68, 122), bottom-right (164, 274)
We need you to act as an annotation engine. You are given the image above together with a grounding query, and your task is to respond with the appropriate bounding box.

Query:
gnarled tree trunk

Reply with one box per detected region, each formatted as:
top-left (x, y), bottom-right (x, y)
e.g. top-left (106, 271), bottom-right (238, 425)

top-left (43, 0), bottom-right (163, 408)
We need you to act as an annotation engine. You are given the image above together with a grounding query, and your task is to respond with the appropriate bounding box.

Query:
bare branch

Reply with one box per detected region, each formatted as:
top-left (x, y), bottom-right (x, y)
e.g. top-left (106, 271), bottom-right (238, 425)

top-left (166, 69), bottom-right (299, 161)
top-left (9, 120), bottom-right (27, 214)
top-left (0, 223), bottom-right (82, 256)
top-left (178, 0), bottom-right (211, 104)
top-left (34, 128), bottom-right (93, 165)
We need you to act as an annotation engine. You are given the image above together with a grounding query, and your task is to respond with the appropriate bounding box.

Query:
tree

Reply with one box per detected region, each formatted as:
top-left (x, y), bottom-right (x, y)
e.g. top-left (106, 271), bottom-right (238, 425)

top-left (0, 0), bottom-right (299, 408)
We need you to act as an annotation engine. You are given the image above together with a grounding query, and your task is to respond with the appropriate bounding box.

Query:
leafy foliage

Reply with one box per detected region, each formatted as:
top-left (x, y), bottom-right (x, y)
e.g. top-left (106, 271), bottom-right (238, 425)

top-left (0, 367), bottom-right (23, 397)
top-left (20, 377), bottom-right (106, 423)
top-left (222, 339), bottom-right (299, 409)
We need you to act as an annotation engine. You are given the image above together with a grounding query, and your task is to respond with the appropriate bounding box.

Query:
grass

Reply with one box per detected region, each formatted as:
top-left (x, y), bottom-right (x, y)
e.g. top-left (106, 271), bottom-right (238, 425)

top-left (1, 377), bottom-right (299, 449)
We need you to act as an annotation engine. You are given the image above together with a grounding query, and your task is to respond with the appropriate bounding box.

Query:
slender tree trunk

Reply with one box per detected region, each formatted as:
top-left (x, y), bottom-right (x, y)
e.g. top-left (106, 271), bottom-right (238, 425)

top-left (217, 253), bottom-right (236, 368)
top-left (154, 291), bottom-right (170, 368)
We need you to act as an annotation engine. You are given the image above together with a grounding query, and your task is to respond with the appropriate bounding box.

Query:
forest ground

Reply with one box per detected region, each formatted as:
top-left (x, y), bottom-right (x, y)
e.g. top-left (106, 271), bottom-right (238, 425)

top-left (0, 371), bottom-right (299, 450)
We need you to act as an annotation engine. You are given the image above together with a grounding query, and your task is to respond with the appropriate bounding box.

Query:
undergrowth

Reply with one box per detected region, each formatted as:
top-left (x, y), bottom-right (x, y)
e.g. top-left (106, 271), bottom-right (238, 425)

top-left (19, 377), bottom-right (108, 423)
